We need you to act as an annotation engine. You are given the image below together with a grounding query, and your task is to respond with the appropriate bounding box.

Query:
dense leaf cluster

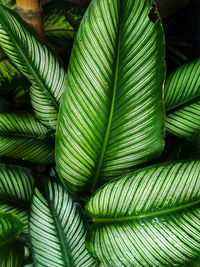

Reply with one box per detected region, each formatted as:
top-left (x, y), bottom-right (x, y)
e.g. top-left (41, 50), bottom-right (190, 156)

top-left (0, 0), bottom-right (200, 266)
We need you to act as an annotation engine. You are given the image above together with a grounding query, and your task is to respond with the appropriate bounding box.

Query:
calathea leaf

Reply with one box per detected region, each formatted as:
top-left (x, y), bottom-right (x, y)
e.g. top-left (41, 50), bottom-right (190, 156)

top-left (0, 164), bottom-right (35, 233)
top-left (0, 111), bottom-right (55, 163)
top-left (29, 179), bottom-right (98, 267)
top-left (44, 1), bottom-right (85, 49)
top-left (0, 5), bottom-right (67, 129)
top-left (86, 160), bottom-right (200, 266)
top-left (0, 211), bottom-right (24, 267)
top-left (165, 58), bottom-right (200, 139)
top-left (56, 0), bottom-right (165, 194)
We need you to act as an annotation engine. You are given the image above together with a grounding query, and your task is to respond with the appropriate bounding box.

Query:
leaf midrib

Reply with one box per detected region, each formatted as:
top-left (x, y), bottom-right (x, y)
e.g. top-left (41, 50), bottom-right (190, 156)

top-left (90, 3), bottom-right (122, 192)
top-left (92, 198), bottom-right (200, 223)
top-left (0, 6), bottom-right (59, 110)
top-left (48, 198), bottom-right (72, 267)
top-left (166, 91), bottom-right (200, 114)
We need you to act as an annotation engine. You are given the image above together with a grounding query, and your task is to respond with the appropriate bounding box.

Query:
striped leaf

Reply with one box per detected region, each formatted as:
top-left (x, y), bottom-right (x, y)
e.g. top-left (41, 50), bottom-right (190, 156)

top-left (0, 111), bottom-right (55, 163)
top-left (44, 1), bottom-right (85, 49)
top-left (86, 160), bottom-right (200, 266)
top-left (165, 58), bottom-right (200, 139)
top-left (0, 5), bottom-right (67, 129)
top-left (0, 164), bottom-right (35, 233)
top-left (29, 179), bottom-right (98, 267)
top-left (56, 0), bottom-right (165, 194)
top-left (0, 212), bottom-right (24, 267)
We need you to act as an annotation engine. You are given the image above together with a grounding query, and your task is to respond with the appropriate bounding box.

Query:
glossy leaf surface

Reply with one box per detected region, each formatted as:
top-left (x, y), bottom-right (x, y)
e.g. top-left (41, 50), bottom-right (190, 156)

top-left (0, 112), bottom-right (55, 163)
top-left (0, 164), bottom-right (35, 233)
top-left (86, 160), bottom-right (200, 266)
top-left (30, 179), bottom-right (98, 267)
top-left (0, 5), bottom-right (67, 129)
top-left (0, 212), bottom-right (24, 267)
top-left (56, 0), bottom-right (165, 194)
top-left (165, 58), bottom-right (200, 139)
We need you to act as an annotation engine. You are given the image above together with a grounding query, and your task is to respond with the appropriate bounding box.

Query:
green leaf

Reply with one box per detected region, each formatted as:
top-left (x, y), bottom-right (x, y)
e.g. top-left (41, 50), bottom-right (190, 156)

top-left (0, 0), bottom-right (15, 9)
top-left (0, 111), bottom-right (55, 163)
top-left (44, 1), bottom-right (85, 49)
top-left (0, 164), bottom-right (35, 233)
top-left (86, 160), bottom-right (200, 266)
top-left (56, 0), bottom-right (165, 194)
top-left (0, 57), bottom-right (29, 98)
top-left (0, 52), bottom-right (29, 101)
top-left (29, 179), bottom-right (98, 267)
top-left (0, 5), bottom-right (67, 129)
top-left (0, 211), bottom-right (24, 267)
top-left (165, 58), bottom-right (200, 139)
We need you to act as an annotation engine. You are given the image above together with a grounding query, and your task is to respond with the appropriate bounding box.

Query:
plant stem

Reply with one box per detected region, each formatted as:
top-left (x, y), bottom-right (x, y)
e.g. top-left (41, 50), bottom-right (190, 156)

top-left (16, 0), bottom-right (45, 39)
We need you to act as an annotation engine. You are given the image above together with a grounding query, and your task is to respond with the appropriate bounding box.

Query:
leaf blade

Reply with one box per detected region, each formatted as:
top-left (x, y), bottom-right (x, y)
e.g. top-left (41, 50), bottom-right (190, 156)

top-left (86, 160), bottom-right (200, 266)
top-left (165, 58), bottom-right (200, 139)
top-left (0, 111), bottom-right (55, 163)
top-left (29, 179), bottom-right (98, 267)
top-left (56, 0), bottom-right (165, 194)
top-left (0, 164), bottom-right (36, 233)
top-left (0, 212), bottom-right (24, 267)
top-left (0, 5), bottom-right (67, 128)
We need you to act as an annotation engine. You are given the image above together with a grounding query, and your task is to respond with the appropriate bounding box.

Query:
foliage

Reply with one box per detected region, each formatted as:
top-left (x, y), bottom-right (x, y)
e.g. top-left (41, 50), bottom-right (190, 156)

top-left (0, 0), bottom-right (199, 266)
top-left (56, 0), bottom-right (165, 195)
top-left (86, 160), bottom-right (200, 266)
top-left (0, 164), bottom-right (35, 233)
top-left (0, 112), bottom-right (55, 163)
top-left (0, 0), bottom-right (15, 9)
top-left (165, 58), bottom-right (200, 139)
top-left (0, 5), bottom-right (67, 129)
top-left (44, 1), bottom-right (85, 49)
top-left (0, 212), bottom-right (24, 267)
top-left (30, 179), bottom-right (97, 266)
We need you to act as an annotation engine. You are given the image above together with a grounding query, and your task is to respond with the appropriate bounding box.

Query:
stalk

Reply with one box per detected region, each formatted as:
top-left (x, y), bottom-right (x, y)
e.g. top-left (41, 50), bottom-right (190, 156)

top-left (16, 0), bottom-right (45, 39)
